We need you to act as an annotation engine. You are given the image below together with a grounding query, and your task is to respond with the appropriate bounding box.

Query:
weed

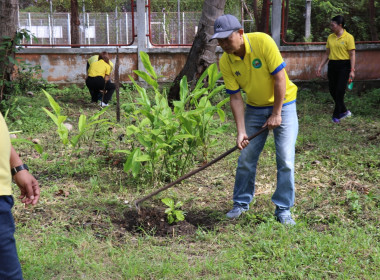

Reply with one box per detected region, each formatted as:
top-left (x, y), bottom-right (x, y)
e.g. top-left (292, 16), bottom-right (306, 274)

top-left (161, 197), bottom-right (186, 224)
top-left (345, 190), bottom-right (362, 215)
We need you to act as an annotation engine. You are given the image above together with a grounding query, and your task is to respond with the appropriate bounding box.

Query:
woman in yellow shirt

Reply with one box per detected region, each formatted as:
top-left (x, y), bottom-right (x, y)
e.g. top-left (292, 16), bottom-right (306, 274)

top-left (85, 52), bottom-right (116, 107)
top-left (317, 15), bottom-right (356, 123)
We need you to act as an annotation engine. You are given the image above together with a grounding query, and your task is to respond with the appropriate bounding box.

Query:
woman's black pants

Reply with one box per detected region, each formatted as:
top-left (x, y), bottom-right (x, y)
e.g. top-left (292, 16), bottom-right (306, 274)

top-left (85, 76), bottom-right (115, 104)
top-left (327, 60), bottom-right (351, 118)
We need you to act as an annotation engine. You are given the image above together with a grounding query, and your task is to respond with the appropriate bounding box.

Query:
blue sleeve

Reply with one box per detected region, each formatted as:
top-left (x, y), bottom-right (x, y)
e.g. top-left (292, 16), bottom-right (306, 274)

top-left (226, 88), bottom-right (241, 94)
top-left (271, 62), bottom-right (286, 75)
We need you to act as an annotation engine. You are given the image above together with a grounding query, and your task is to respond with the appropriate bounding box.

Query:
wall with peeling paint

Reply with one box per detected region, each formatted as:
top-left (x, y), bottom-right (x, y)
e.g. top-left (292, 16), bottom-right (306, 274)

top-left (17, 45), bottom-right (380, 85)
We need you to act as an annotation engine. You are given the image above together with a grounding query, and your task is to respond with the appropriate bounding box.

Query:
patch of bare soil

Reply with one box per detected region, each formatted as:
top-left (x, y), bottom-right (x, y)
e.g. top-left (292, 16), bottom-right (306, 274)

top-left (121, 207), bottom-right (223, 237)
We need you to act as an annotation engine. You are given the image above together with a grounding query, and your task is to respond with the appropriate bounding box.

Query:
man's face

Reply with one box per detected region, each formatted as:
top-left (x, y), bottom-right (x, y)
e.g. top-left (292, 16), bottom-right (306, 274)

top-left (217, 31), bottom-right (243, 54)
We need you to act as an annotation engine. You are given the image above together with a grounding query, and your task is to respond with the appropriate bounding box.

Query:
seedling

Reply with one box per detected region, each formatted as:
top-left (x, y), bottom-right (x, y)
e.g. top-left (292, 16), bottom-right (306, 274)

top-left (161, 197), bottom-right (186, 224)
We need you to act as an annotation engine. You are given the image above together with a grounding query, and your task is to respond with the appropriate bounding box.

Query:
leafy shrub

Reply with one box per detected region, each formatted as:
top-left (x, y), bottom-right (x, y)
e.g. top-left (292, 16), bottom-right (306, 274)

top-left (117, 52), bottom-right (229, 185)
top-left (11, 64), bottom-right (51, 95)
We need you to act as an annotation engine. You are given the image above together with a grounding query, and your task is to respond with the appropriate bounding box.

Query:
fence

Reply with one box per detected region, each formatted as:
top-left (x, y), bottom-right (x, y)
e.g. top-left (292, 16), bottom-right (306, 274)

top-left (19, 11), bottom-right (205, 46)
top-left (18, 0), bottom-right (379, 47)
top-left (18, 12), bottom-right (135, 46)
top-left (149, 12), bottom-right (201, 45)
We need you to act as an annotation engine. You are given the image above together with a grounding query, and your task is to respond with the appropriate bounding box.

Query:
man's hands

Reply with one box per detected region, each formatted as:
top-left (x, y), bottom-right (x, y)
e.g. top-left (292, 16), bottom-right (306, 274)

top-left (236, 132), bottom-right (249, 150)
top-left (263, 114), bottom-right (282, 130)
top-left (13, 170), bottom-right (40, 206)
top-left (236, 114), bottom-right (279, 150)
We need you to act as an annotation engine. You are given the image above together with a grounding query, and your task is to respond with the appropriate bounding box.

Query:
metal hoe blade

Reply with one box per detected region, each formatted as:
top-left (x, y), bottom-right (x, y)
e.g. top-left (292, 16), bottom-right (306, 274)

top-left (134, 126), bottom-right (268, 211)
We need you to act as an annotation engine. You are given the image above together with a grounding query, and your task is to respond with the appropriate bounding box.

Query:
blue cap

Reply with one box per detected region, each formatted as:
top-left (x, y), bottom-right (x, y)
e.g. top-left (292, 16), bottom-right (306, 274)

top-left (209, 14), bottom-right (242, 41)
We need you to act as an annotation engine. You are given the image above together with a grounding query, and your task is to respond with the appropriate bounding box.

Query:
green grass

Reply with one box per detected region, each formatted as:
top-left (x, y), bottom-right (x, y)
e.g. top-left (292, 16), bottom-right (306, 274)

top-left (3, 84), bottom-right (379, 279)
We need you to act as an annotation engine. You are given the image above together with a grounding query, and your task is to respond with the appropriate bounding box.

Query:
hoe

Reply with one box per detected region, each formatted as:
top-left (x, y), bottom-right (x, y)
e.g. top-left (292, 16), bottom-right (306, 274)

top-left (134, 126), bottom-right (268, 211)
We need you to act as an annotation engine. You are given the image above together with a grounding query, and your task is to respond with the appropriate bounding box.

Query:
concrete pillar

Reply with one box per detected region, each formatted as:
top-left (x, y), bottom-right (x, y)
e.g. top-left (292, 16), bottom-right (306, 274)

top-left (305, 0), bottom-right (312, 41)
top-left (271, 0), bottom-right (282, 47)
top-left (136, 0), bottom-right (147, 76)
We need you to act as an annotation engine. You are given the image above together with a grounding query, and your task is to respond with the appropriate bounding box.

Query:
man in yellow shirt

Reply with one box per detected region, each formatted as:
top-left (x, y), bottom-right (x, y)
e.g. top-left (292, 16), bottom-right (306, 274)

top-left (210, 15), bottom-right (298, 224)
top-left (0, 112), bottom-right (40, 279)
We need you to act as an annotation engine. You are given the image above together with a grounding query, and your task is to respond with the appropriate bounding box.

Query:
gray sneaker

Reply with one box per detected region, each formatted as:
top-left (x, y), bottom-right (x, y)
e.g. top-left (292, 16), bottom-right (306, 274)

top-left (275, 215), bottom-right (296, 225)
top-left (226, 206), bottom-right (247, 219)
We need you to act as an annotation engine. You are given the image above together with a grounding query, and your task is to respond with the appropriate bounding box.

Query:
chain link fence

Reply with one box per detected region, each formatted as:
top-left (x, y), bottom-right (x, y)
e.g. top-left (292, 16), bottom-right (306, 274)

top-left (19, 12), bottom-right (135, 46)
top-left (149, 12), bottom-right (201, 45)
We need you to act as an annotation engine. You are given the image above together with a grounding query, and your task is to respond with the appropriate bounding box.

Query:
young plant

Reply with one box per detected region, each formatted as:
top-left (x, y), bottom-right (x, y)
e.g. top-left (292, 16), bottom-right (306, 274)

top-left (42, 90), bottom-right (109, 154)
top-left (161, 197), bottom-right (186, 224)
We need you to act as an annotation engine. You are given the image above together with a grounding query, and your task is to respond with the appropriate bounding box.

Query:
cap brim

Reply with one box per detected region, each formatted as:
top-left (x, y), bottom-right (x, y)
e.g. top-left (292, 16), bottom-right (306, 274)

top-left (208, 30), bottom-right (235, 42)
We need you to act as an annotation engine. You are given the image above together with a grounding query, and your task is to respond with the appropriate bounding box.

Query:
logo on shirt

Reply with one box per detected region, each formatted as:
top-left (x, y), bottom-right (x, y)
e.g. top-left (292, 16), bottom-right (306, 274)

top-left (235, 71), bottom-right (241, 76)
top-left (252, 58), bottom-right (262, 69)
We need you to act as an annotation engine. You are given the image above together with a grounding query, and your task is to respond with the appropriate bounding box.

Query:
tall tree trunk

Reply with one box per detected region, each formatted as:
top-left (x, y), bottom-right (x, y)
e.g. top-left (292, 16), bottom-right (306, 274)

top-left (260, 0), bottom-right (269, 33)
top-left (368, 0), bottom-right (378, 41)
top-left (252, 0), bottom-right (260, 30)
top-left (0, 0), bottom-right (18, 101)
top-left (252, 0), bottom-right (269, 32)
top-left (167, 0), bottom-right (226, 102)
top-left (70, 0), bottom-right (80, 46)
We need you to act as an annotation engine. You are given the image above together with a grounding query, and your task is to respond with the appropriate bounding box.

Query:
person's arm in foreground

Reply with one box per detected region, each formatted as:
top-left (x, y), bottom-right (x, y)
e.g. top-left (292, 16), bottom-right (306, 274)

top-left (10, 146), bottom-right (40, 206)
top-left (317, 49), bottom-right (330, 77)
top-left (263, 69), bottom-right (286, 130)
top-left (230, 92), bottom-right (250, 150)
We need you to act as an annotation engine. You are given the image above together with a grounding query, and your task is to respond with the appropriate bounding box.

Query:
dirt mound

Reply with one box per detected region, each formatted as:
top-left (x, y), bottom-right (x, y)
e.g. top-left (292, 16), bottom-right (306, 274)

top-left (122, 207), bottom-right (223, 237)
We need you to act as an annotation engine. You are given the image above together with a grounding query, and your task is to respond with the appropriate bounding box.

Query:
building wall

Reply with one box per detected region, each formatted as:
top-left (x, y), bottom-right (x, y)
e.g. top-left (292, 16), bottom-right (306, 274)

top-left (17, 45), bottom-right (380, 85)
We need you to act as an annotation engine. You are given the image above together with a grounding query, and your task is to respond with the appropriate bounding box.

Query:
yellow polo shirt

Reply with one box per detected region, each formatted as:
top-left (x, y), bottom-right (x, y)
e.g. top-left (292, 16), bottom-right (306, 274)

top-left (326, 30), bottom-right (355, 60)
top-left (88, 55), bottom-right (114, 72)
top-left (0, 113), bottom-right (12, 195)
top-left (220, 32), bottom-right (297, 107)
top-left (88, 59), bottom-right (111, 78)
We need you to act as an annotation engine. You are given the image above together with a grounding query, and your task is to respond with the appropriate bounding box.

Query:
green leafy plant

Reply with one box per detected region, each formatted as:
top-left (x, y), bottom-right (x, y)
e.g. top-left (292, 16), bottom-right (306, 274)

top-left (161, 197), bottom-right (186, 224)
top-left (0, 29), bottom-right (37, 100)
top-left (42, 90), bottom-right (109, 154)
top-left (11, 64), bottom-right (50, 95)
top-left (118, 51), bottom-right (229, 185)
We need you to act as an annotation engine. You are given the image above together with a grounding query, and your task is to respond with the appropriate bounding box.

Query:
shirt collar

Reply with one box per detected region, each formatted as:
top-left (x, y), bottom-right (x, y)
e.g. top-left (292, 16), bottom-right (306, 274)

top-left (332, 29), bottom-right (347, 39)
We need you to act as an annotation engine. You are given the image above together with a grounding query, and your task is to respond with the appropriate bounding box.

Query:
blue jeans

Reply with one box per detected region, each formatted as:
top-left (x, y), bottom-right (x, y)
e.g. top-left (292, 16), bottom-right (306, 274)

top-left (0, 196), bottom-right (23, 280)
top-left (232, 102), bottom-right (298, 216)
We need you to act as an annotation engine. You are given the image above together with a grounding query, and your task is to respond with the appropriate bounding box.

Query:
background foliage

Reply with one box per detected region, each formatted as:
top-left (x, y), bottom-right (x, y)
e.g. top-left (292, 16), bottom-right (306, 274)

top-left (285, 0), bottom-right (380, 42)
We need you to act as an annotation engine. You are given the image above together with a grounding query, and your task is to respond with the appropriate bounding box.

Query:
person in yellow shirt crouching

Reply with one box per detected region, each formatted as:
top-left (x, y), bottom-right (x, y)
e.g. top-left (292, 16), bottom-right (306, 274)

top-left (86, 52), bottom-right (116, 107)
